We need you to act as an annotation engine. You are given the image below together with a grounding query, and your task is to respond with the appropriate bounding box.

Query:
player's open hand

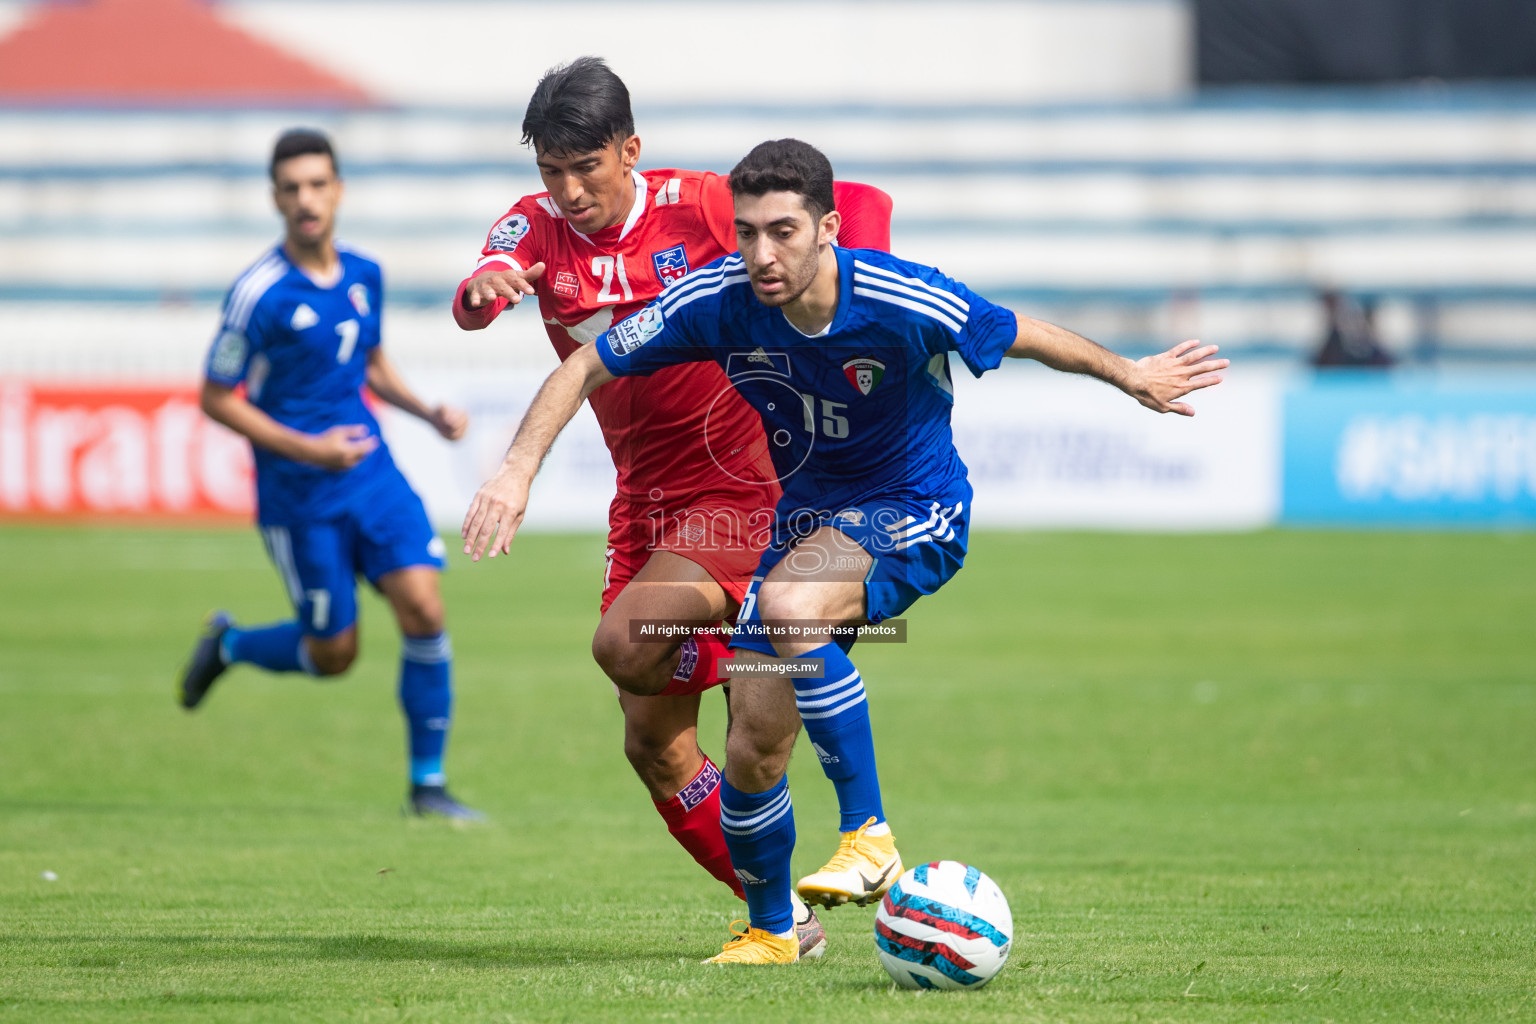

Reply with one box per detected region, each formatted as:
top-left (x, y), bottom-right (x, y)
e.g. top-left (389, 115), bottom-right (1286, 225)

top-left (463, 263), bottom-right (547, 310)
top-left (461, 469), bottom-right (531, 561)
top-left (307, 424), bottom-right (378, 470)
top-left (1127, 340), bottom-right (1229, 416)
top-left (431, 404), bottom-right (469, 442)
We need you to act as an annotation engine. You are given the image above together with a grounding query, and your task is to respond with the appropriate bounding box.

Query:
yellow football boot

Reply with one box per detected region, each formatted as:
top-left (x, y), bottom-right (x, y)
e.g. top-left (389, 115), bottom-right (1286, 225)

top-left (702, 921), bottom-right (799, 965)
top-left (796, 816), bottom-right (903, 908)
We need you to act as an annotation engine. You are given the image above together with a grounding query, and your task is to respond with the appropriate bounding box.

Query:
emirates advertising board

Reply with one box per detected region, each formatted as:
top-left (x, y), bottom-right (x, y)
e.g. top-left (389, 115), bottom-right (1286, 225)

top-left (0, 382), bottom-right (252, 518)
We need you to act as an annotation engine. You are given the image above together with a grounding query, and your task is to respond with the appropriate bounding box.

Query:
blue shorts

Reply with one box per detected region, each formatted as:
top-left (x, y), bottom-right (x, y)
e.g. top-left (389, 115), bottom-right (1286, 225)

top-left (258, 476), bottom-right (445, 638)
top-left (731, 493), bottom-right (970, 656)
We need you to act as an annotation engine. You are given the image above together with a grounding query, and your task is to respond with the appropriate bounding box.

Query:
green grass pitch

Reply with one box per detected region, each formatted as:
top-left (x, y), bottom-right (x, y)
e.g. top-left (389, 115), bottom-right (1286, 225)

top-left (1, 525), bottom-right (1532, 1022)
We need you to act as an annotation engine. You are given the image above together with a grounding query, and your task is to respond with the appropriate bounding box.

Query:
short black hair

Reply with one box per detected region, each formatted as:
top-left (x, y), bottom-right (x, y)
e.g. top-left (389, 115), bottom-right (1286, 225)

top-left (728, 139), bottom-right (835, 222)
top-left (521, 56), bottom-right (635, 156)
top-left (270, 128), bottom-right (338, 180)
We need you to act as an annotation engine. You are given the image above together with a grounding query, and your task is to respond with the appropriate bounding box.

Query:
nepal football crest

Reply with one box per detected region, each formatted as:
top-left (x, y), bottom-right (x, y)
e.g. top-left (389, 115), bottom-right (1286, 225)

top-left (608, 304), bottom-right (665, 356)
top-left (487, 213), bottom-right (531, 254)
top-left (651, 244), bottom-right (690, 286)
top-left (842, 357), bottom-right (886, 395)
top-left (347, 283), bottom-right (370, 317)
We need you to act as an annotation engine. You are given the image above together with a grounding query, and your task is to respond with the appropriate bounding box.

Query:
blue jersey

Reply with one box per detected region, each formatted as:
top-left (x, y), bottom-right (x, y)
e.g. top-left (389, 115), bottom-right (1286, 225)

top-left (204, 244), bottom-right (396, 524)
top-left (594, 247), bottom-right (1018, 514)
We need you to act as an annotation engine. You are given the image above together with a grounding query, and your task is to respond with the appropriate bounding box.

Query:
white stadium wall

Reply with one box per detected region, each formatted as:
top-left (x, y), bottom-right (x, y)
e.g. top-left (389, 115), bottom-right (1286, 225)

top-left (948, 366), bottom-right (1280, 530)
top-left (221, 0), bottom-right (1192, 107)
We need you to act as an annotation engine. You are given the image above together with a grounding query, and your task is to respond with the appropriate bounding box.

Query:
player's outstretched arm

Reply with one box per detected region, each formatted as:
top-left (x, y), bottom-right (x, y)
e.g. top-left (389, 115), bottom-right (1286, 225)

top-left (1006, 316), bottom-right (1229, 417)
top-left (453, 262), bottom-right (547, 330)
top-left (460, 344), bottom-right (616, 561)
top-left (365, 348), bottom-right (468, 441)
top-left (200, 380), bottom-right (377, 470)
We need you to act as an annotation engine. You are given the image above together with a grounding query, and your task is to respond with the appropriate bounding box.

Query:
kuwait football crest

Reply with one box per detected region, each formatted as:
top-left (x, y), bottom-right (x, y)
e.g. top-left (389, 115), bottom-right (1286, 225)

top-left (842, 357), bottom-right (886, 396)
top-left (652, 244), bottom-right (689, 286)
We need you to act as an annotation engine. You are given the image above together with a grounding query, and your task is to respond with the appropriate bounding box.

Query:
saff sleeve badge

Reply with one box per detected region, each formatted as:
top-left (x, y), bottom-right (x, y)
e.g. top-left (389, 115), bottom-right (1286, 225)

top-left (608, 305), bottom-right (666, 356)
top-left (488, 213), bottom-right (532, 254)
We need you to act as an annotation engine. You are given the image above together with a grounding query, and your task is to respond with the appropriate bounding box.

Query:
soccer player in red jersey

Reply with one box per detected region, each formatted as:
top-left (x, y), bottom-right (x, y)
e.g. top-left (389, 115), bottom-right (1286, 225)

top-left (452, 58), bottom-right (892, 955)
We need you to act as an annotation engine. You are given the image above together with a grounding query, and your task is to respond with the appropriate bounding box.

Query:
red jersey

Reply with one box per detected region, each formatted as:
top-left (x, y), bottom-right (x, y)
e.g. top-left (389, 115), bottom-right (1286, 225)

top-left (454, 169), bottom-right (892, 504)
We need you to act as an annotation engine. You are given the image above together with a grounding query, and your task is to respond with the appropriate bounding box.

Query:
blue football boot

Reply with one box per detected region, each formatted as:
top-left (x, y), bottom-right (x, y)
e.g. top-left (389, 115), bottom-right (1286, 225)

top-left (407, 784), bottom-right (486, 822)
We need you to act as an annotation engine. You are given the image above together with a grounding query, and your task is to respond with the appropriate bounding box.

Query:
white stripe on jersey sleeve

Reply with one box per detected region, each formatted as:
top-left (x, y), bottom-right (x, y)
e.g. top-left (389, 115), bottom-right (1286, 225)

top-left (853, 286), bottom-right (964, 333)
top-left (225, 253), bottom-right (279, 309)
top-left (224, 255), bottom-right (284, 331)
top-left (658, 256), bottom-right (745, 314)
top-left (853, 259), bottom-right (970, 317)
top-left (663, 271), bottom-right (752, 316)
top-left (474, 252), bottom-right (525, 273)
top-left (660, 272), bottom-right (750, 316)
top-left (224, 256), bottom-right (279, 328)
top-left (658, 254), bottom-right (742, 294)
top-left (853, 272), bottom-right (971, 327)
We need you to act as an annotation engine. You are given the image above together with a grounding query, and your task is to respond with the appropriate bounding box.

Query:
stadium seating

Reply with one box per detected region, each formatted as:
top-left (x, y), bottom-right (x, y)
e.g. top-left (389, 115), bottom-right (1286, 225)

top-left (3, 91), bottom-right (1535, 371)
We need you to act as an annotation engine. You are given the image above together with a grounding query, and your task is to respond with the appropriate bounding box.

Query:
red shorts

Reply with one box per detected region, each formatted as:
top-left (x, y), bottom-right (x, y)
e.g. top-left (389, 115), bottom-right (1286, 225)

top-left (599, 492), bottom-right (778, 616)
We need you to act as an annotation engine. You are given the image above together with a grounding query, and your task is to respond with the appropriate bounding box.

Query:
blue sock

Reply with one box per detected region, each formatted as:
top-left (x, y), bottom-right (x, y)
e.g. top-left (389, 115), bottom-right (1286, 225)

top-left (220, 620), bottom-right (315, 675)
top-left (719, 775), bottom-right (797, 935)
top-left (794, 643), bottom-right (885, 833)
top-left (399, 632), bottom-right (453, 787)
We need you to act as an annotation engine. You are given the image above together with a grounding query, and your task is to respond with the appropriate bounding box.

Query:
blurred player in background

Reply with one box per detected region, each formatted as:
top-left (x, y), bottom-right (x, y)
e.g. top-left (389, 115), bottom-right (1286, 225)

top-left (179, 129), bottom-right (482, 821)
top-left (453, 58), bottom-right (893, 954)
top-left (463, 138), bottom-right (1229, 962)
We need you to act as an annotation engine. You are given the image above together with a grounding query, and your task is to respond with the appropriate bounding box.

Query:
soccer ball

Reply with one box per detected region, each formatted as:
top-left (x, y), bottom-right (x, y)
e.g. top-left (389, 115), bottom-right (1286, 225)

top-left (874, 861), bottom-right (1012, 990)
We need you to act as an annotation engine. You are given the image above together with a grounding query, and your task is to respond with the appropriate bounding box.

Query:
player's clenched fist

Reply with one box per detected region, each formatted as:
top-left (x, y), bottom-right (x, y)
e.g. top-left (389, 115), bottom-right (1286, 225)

top-left (461, 470), bottom-right (532, 561)
top-left (462, 262), bottom-right (547, 310)
top-left (430, 404), bottom-right (469, 441)
top-left (1127, 340), bottom-right (1228, 417)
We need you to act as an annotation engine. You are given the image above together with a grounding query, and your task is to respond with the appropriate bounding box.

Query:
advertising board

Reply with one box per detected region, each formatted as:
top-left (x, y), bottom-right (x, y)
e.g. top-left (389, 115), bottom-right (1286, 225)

top-left (0, 382), bottom-right (251, 518)
top-left (1282, 374), bottom-right (1536, 526)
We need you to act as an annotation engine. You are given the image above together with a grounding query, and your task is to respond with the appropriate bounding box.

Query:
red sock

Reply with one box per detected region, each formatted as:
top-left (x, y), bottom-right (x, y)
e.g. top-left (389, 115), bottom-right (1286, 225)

top-left (654, 758), bottom-right (745, 900)
top-left (656, 628), bottom-right (731, 696)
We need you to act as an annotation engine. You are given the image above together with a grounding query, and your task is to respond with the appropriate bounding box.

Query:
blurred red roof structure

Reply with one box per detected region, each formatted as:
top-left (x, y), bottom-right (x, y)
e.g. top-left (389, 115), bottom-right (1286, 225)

top-left (0, 0), bottom-right (373, 106)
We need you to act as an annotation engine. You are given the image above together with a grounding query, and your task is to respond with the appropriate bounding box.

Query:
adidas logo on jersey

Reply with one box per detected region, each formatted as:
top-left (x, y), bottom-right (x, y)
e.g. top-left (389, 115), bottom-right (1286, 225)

top-left (289, 304), bottom-right (319, 330)
top-left (727, 349), bottom-right (791, 379)
top-left (812, 741), bottom-right (840, 765)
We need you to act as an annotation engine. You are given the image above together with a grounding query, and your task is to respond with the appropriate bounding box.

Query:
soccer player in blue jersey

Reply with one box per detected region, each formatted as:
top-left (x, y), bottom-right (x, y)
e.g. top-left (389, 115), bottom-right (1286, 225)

top-left (462, 139), bottom-right (1228, 958)
top-left (179, 129), bottom-right (482, 820)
